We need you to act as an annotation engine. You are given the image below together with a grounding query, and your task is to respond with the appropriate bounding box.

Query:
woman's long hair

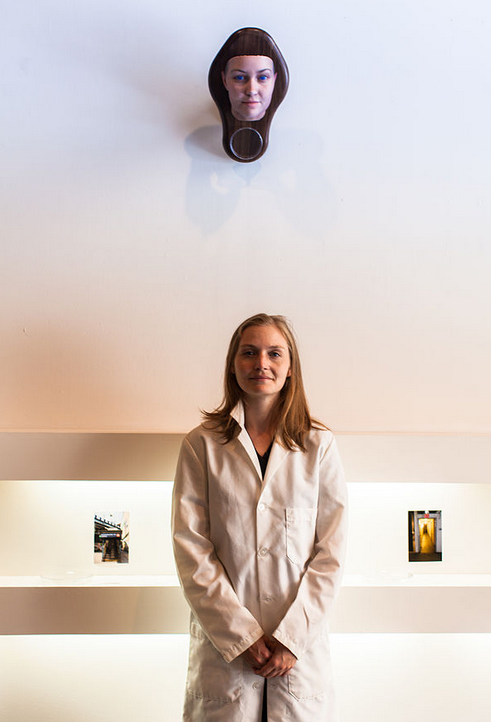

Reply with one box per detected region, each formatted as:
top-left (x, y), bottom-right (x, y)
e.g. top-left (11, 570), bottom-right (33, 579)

top-left (202, 313), bottom-right (325, 451)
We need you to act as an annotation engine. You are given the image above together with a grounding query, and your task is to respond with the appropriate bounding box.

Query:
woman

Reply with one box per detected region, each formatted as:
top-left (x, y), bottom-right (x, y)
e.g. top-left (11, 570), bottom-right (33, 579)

top-left (172, 314), bottom-right (348, 722)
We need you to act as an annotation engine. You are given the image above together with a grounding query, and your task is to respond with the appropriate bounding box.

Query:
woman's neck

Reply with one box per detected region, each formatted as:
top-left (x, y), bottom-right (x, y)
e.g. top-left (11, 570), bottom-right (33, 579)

top-left (243, 397), bottom-right (277, 455)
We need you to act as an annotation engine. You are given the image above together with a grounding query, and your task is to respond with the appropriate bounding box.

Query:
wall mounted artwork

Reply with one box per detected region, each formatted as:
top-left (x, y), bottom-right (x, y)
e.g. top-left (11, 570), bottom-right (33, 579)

top-left (94, 512), bottom-right (130, 564)
top-left (408, 510), bottom-right (442, 562)
top-left (208, 27), bottom-right (289, 162)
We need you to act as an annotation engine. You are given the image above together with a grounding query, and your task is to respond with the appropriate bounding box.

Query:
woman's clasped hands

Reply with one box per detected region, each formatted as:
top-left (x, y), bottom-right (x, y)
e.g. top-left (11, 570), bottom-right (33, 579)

top-left (243, 635), bottom-right (297, 678)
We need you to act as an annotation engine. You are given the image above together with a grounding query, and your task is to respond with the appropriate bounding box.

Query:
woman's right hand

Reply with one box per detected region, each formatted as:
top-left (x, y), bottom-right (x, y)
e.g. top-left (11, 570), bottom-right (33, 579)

top-left (242, 635), bottom-right (272, 670)
top-left (254, 637), bottom-right (297, 677)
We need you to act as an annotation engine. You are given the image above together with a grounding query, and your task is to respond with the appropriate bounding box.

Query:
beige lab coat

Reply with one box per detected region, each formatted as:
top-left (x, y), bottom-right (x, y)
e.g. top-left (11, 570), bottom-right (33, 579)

top-left (172, 404), bottom-right (348, 722)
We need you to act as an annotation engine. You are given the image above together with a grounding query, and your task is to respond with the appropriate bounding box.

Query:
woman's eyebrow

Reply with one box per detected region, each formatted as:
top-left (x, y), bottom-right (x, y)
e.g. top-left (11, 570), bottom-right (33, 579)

top-left (240, 343), bottom-right (286, 350)
top-left (230, 68), bottom-right (273, 74)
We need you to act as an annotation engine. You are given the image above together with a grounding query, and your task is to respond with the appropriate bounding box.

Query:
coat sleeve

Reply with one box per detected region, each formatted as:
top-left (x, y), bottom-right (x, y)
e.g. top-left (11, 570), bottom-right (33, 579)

top-left (172, 435), bottom-right (264, 663)
top-left (272, 435), bottom-right (348, 660)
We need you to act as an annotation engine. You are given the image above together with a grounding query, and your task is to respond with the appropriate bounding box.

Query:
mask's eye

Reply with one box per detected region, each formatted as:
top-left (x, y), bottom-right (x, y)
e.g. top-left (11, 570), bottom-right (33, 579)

top-left (233, 74), bottom-right (245, 82)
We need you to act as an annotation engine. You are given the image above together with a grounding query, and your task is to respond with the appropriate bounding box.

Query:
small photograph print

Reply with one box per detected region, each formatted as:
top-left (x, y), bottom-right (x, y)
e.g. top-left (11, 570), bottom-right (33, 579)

top-left (408, 510), bottom-right (442, 562)
top-left (94, 512), bottom-right (129, 564)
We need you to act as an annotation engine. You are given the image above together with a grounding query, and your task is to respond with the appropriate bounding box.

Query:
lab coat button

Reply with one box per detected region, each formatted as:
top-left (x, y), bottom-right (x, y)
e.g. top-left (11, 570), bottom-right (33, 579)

top-left (258, 547), bottom-right (269, 557)
top-left (258, 503), bottom-right (266, 511)
top-left (253, 682), bottom-right (262, 690)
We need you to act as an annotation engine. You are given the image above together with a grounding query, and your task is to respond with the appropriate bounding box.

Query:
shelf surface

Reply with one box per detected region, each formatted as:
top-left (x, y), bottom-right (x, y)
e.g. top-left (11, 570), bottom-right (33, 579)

top-left (2, 573), bottom-right (490, 588)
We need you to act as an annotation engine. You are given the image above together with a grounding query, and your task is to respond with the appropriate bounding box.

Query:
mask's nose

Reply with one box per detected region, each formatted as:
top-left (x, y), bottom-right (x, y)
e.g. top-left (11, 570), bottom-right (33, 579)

top-left (245, 78), bottom-right (259, 96)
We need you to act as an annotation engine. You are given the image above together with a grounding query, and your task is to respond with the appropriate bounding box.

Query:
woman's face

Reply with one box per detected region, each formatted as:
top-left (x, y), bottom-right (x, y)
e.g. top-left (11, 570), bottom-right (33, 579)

top-left (233, 324), bottom-right (291, 402)
top-left (222, 55), bottom-right (277, 121)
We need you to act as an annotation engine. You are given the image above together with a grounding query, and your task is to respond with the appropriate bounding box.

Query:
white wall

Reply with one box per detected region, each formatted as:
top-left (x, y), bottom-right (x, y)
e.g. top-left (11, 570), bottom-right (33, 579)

top-left (1, 634), bottom-right (490, 722)
top-left (2, 0), bottom-right (490, 433)
top-left (2, 479), bottom-right (490, 578)
top-left (345, 482), bottom-right (491, 575)
top-left (2, 7), bottom-right (490, 716)
top-left (0, 480), bottom-right (176, 577)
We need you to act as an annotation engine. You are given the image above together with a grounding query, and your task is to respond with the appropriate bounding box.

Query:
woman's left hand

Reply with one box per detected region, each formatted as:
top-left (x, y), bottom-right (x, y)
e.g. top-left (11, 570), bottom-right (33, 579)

top-left (254, 637), bottom-right (297, 678)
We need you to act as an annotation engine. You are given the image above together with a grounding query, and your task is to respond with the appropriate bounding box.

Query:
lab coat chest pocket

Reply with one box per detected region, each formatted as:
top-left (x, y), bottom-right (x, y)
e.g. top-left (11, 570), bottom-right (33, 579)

top-left (186, 620), bottom-right (243, 703)
top-left (285, 507), bottom-right (317, 565)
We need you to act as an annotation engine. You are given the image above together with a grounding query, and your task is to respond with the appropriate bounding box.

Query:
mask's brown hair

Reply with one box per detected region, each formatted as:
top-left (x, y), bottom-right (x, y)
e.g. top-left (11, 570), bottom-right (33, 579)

top-left (208, 28), bottom-right (289, 121)
top-left (202, 313), bottom-right (325, 451)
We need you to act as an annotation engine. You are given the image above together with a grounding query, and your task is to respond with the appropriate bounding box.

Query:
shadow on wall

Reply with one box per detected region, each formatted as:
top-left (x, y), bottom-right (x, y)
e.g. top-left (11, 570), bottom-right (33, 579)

top-left (183, 124), bottom-right (337, 236)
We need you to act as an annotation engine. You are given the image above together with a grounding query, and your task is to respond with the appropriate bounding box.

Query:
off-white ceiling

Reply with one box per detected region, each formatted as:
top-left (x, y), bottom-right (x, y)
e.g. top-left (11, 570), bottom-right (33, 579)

top-left (1, 0), bottom-right (490, 433)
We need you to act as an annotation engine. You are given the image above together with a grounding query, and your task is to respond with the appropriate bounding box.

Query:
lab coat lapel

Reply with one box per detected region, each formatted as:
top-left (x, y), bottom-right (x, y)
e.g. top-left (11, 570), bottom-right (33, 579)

top-left (263, 441), bottom-right (289, 486)
top-left (230, 402), bottom-right (290, 485)
top-left (236, 424), bottom-right (263, 480)
top-left (231, 403), bottom-right (263, 480)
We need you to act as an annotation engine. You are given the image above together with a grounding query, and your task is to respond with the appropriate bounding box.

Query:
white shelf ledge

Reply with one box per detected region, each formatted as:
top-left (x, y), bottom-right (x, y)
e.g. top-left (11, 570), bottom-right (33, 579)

top-left (343, 573), bottom-right (491, 587)
top-left (0, 574), bottom-right (180, 587)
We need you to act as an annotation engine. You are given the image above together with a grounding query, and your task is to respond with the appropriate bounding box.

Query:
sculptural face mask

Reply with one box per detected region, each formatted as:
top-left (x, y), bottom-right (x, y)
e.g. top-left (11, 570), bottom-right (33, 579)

top-left (222, 55), bottom-right (277, 122)
top-left (209, 28), bottom-right (288, 161)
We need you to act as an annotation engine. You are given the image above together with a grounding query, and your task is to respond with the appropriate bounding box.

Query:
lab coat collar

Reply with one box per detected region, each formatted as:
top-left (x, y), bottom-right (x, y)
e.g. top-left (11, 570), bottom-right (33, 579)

top-left (230, 401), bottom-right (246, 428)
top-left (230, 402), bottom-right (290, 485)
